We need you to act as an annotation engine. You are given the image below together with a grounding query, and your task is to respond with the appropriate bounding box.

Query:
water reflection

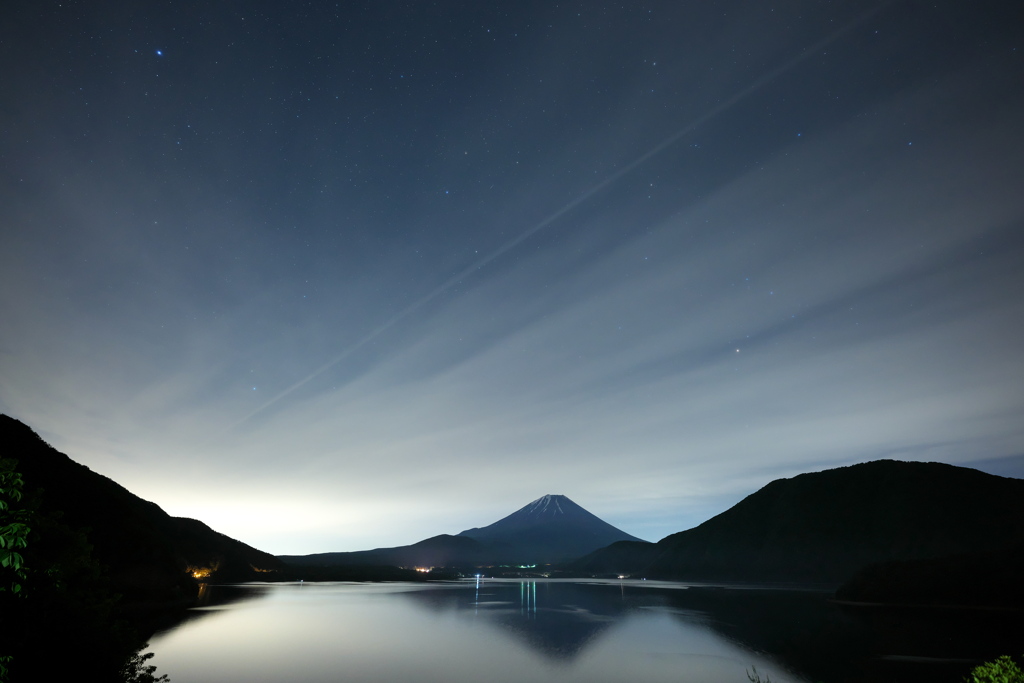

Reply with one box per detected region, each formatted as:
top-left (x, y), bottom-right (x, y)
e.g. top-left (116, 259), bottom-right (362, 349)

top-left (156, 581), bottom-right (276, 632)
top-left (405, 580), bottom-right (623, 661)
top-left (148, 580), bottom-right (1024, 683)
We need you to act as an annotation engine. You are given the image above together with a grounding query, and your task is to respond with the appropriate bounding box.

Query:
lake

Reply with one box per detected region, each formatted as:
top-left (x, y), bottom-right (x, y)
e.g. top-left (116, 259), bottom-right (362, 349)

top-left (147, 579), bottom-right (1022, 683)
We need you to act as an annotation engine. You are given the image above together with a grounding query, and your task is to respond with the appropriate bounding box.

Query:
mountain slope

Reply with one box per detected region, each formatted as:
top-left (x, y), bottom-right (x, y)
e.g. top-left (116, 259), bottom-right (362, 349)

top-left (574, 460), bottom-right (1024, 584)
top-left (457, 494), bottom-right (645, 563)
top-left (0, 414), bottom-right (285, 603)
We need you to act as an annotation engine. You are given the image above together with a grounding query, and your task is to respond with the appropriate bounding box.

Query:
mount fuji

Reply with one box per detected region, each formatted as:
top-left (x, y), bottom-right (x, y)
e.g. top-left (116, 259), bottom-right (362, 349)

top-left (457, 494), bottom-right (644, 563)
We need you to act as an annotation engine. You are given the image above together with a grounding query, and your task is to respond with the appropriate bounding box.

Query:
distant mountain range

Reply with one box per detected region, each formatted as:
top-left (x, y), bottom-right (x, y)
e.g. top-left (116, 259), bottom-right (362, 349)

top-left (280, 493), bottom-right (644, 568)
top-left (572, 459), bottom-right (1024, 591)
top-left (5, 412), bottom-right (1023, 609)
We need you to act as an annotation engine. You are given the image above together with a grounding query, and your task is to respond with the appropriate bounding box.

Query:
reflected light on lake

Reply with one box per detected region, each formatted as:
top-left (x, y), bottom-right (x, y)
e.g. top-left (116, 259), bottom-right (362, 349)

top-left (148, 580), bottom-right (806, 683)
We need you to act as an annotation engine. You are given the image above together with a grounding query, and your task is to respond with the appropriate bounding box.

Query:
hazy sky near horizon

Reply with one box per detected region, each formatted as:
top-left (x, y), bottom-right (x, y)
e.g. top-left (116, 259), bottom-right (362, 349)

top-left (2, 1), bottom-right (1023, 554)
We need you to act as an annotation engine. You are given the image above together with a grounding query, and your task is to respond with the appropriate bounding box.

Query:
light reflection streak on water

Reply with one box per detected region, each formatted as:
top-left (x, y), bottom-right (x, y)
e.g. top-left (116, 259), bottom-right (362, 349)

top-left (520, 580), bottom-right (537, 617)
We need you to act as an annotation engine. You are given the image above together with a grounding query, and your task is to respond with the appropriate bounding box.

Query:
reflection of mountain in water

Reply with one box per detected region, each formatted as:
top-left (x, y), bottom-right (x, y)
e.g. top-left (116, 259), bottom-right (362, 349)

top-left (404, 580), bottom-right (636, 661)
top-left (404, 580), bottom-right (1024, 683)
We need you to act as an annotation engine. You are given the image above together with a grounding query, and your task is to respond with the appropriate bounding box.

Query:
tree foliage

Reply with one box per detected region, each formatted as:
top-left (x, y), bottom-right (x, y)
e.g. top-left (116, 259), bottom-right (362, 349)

top-left (0, 459), bottom-right (29, 595)
top-left (0, 459), bottom-right (29, 683)
top-left (746, 666), bottom-right (773, 683)
top-left (0, 456), bottom-right (171, 681)
top-left (967, 655), bottom-right (1024, 683)
top-left (121, 648), bottom-right (169, 683)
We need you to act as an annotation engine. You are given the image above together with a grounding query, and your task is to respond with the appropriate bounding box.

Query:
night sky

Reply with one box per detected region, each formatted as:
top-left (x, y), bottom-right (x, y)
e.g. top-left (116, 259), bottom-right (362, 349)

top-left (2, 1), bottom-right (1023, 554)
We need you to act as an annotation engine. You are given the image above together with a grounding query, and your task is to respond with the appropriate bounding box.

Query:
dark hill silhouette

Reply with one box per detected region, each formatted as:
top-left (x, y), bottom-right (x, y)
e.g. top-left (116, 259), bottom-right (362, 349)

top-left (573, 460), bottom-right (1024, 585)
top-left (0, 414), bottom-right (285, 604)
top-left (280, 494), bottom-right (644, 568)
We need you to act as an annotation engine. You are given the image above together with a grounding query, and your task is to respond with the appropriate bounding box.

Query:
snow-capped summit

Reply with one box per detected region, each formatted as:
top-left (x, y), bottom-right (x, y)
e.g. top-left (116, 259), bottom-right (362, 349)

top-left (524, 494), bottom-right (567, 516)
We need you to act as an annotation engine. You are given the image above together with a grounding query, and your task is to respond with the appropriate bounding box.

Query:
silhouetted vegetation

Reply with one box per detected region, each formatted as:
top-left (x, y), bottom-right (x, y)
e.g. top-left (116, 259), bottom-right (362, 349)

top-left (965, 655), bottom-right (1024, 683)
top-left (741, 654), bottom-right (1024, 683)
top-left (746, 666), bottom-right (773, 683)
top-left (0, 452), bottom-right (168, 680)
top-left (0, 459), bottom-right (29, 596)
top-left (0, 457), bottom-right (29, 682)
top-left (120, 648), bottom-right (169, 683)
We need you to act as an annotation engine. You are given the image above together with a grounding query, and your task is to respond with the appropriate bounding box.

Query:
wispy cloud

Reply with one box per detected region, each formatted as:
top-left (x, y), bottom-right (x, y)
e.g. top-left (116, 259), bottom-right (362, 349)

top-left (2, 8), bottom-right (1022, 553)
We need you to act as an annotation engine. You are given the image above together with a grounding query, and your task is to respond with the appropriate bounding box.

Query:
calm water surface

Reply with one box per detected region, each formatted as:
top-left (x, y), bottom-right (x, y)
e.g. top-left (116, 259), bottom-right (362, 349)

top-left (147, 579), bottom-right (1020, 683)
